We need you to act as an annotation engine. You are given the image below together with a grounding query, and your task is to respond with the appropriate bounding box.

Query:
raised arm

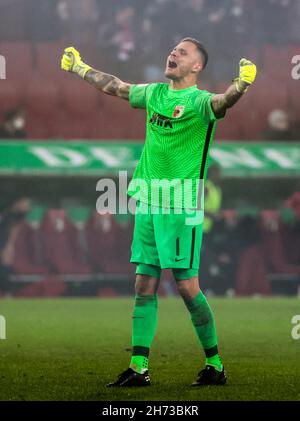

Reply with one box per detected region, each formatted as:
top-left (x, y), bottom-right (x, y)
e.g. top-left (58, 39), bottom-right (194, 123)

top-left (211, 58), bottom-right (257, 118)
top-left (61, 47), bottom-right (131, 100)
top-left (84, 70), bottom-right (131, 100)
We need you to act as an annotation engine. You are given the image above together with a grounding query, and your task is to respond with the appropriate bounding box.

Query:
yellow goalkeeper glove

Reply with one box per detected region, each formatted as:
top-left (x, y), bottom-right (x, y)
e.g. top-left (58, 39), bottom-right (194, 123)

top-left (61, 47), bottom-right (92, 79)
top-left (233, 58), bottom-right (257, 93)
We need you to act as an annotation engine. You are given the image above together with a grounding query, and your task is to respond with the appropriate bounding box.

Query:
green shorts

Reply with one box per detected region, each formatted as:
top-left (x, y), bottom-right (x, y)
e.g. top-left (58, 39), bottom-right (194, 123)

top-left (131, 201), bottom-right (204, 277)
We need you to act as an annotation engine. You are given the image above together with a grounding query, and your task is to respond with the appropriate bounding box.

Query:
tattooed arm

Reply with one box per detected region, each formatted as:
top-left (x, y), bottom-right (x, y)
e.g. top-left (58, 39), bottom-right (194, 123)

top-left (61, 46), bottom-right (131, 100)
top-left (211, 58), bottom-right (257, 118)
top-left (211, 84), bottom-right (244, 118)
top-left (84, 69), bottom-right (131, 100)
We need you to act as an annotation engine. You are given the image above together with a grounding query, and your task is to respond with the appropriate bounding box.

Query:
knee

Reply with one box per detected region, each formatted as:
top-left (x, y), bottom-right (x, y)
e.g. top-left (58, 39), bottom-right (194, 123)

top-left (135, 275), bottom-right (159, 296)
top-left (177, 282), bottom-right (192, 301)
top-left (177, 279), bottom-right (200, 301)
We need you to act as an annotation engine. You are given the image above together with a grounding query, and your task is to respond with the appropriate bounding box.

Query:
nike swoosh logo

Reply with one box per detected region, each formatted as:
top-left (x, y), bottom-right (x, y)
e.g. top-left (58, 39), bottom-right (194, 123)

top-left (175, 257), bottom-right (185, 262)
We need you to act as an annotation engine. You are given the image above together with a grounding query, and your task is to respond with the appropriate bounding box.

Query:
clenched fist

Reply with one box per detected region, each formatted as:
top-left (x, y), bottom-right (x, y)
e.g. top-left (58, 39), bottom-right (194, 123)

top-left (61, 46), bottom-right (92, 79)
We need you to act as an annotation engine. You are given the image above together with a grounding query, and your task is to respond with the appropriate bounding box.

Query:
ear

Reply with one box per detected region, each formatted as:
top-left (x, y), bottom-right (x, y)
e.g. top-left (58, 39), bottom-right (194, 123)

top-left (191, 61), bottom-right (203, 74)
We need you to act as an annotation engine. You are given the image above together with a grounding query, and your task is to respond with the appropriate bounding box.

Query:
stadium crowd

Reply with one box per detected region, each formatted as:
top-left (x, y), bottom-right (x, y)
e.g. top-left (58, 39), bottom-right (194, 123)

top-left (1, 187), bottom-right (300, 297)
top-left (0, 0), bottom-right (300, 140)
top-left (0, 0), bottom-right (299, 81)
top-left (0, 1), bottom-right (299, 297)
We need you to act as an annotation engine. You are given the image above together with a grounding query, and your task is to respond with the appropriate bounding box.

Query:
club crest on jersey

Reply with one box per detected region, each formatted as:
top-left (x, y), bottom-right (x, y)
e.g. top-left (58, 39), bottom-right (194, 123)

top-left (173, 105), bottom-right (185, 118)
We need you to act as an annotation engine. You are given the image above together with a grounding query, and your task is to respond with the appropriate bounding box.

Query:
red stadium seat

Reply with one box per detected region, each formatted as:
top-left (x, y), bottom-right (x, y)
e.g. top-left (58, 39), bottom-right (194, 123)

top-left (111, 216), bottom-right (134, 273)
top-left (13, 221), bottom-right (48, 275)
top-left (85, 212), bottom-right (118, 273)
top-left (125, 108), bottom-right (146, 140)
top-left (85, 212), bottom-right (134, 274)
top-left (259, 210), bottom-right (300, 274)
top-left (61, 77), bottom-right (100, 117)
top-left (25, 77), bottom-right (62, 138)
top-left (0, 42), bottom-right (32, 84)
top-left (25, 78), bottom-right (61, 116)
top-left (40, 209), bottom-right (91, 274)
top-left (214, 83), bottom-right (252, 140)
top-left (26, 111), bottom-right (52, 139)
top-left (57, 111), bottom-right (97, 139)
top-left (254, 80), bottom-right (288, 115)
top-left (262, 45), bottom-right (292, 80)
top-left (86, 212), bottom-right (111, 270)
top-left (89, 95), bottom-right (140, 139)
top-left (35, 41), bottom-right (66, 81)
top-left (247, 77), bottom-right (289, 139)
top-left (57, 78), bottom-right (102, 138)
top-left (235, 244), bottom-right (271, 296)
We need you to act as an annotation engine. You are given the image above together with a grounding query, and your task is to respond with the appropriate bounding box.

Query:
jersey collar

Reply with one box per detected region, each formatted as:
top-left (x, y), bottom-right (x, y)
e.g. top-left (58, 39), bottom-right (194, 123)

top-left (167, 84), bottom-right (198, 96)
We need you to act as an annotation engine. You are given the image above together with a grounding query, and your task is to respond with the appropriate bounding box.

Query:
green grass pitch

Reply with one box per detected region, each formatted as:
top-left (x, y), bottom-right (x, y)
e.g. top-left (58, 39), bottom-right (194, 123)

top-left (0, 297), bottom-right (299, 401)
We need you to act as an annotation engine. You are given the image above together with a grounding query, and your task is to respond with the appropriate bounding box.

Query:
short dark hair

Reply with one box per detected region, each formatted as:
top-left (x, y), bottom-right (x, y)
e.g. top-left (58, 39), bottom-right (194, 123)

top-left (180, 37), bottom-right (208, 69)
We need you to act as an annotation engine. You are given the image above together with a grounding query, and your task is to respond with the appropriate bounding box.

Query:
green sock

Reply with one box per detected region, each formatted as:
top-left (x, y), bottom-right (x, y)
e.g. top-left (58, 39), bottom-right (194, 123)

top-left (130, 295), bottom-right (158, 374)
top-left (206, 354), bottom-right (223, 372)
top-left (130, 353), bottom-right (149, 374)
top-left (185, 291), bottom-right (223, 371)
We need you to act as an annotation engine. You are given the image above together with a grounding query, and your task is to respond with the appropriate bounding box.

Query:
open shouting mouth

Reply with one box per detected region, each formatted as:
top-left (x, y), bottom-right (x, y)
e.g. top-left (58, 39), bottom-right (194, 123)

top-left (168, 59), bottom-right (178, 69)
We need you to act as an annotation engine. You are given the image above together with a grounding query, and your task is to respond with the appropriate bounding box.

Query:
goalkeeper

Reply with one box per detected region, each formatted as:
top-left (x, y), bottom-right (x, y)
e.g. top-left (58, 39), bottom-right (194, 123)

top-left (61, 38), bottom-right (256, 387)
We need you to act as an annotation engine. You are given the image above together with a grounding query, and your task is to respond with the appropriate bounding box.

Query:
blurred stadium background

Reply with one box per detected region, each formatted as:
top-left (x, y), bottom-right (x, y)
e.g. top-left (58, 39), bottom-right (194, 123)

top-left (0, 0), bottom-right (300, 299)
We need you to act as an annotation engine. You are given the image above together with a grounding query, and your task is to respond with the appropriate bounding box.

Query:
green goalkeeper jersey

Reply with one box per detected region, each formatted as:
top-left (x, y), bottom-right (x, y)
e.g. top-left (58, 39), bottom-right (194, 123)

top-left (128, 83), bottom-right (221, 209)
